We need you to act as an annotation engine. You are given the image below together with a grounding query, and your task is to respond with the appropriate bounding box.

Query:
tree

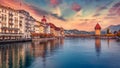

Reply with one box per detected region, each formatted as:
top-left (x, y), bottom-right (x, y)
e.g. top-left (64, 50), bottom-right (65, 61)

top-left (114, 31), bottom-right (117, 34)
top-left (107, 28), bottom-right (110, 34)
top-left (117, 30), bottom-right (120, 37)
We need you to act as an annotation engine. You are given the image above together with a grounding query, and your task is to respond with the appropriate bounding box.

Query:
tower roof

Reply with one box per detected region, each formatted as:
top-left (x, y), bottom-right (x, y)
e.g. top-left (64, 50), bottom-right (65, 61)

top-left (95, 23), bottom-right (101, 30)
top-left (41, 16), bottom-right (47, 23)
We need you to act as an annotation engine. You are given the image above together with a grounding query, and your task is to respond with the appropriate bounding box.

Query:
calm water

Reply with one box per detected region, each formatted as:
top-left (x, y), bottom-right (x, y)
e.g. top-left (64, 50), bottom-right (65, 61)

top-left (0, 38), bottom-right (120, 68)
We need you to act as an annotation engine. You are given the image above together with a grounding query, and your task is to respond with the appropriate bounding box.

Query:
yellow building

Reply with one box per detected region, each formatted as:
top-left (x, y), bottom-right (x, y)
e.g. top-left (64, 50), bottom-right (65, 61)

top-left (39, 24), bottom-right (44, 33)
top-left (95, 23), bottom-right (101, 36)
top-left (34, 21), bottom-right (41, 33)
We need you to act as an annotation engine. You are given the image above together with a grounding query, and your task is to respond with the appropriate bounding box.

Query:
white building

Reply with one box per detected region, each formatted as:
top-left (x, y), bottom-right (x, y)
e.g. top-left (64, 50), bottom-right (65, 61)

top-left (19, 10), bottom-right (36, 39)
top-left (39, 24), bottom-right (44, 33)
top-left (0, 5), bottom-right (23, 40)
top-left (45, 23), bottom-right (51, 34)
top-left (0, 5), bottom-right (64, 40)
top-left (0, 5), bottom-right (35, 40)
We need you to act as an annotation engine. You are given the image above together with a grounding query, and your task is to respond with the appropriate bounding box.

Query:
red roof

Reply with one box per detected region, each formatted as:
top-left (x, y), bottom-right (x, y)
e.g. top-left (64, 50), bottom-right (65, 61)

top-left (95, 23), bottom-right (101, 30)
top-left (49, 23), bottom-right (56, 28)
top-left (41, 16), bottom-right (47, 23)
top-left (48, 23), bottom-right (64, 31)
top-left (55, 27), bottom-right (61, 31)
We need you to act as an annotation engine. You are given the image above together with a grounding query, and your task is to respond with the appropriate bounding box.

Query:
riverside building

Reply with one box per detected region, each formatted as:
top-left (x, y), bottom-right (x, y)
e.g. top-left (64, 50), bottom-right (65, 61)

top-left (0, 5), bottom-right (35, 40)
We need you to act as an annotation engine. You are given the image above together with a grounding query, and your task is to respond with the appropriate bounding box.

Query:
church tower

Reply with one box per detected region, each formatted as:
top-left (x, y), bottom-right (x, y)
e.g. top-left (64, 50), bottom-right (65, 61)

top-left (41, 16), bottom-right (50, 34)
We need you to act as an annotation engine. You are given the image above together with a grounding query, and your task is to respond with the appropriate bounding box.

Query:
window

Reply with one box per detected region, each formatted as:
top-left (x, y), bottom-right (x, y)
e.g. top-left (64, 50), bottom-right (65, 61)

top-left (2, 29), bottom-right (7, 33)
top-left (4, 15), bottom-right (6, 21)
top-left (15, 30), bottom-right (18, 33)
top-left (14, 17), bottom-right (18, 23)
top-left (9, 30), bottom-right (12, 33)
top-left (2, 9), bottom-right (3, 12)
top-left (1, 14), bottom-right (3, 21)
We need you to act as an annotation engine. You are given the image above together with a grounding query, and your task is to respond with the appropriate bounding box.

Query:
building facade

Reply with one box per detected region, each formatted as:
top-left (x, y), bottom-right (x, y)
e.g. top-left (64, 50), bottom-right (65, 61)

top-left (49, 23), bottom-right (64, 37)
top-left (41, 16), bottom-right (51, 34)
top-left (34, 21), bottom-right (45, 34)
top-left (34, 21), bottom-right (41, 33)
top-left (0, 5), bottom-right (64, 40)
top-left (0, 5), bottom-right (23, 40)
top-left (19, 10), bottom-right (35, 39)
top-left (0, 5), bottom-right (35, 40)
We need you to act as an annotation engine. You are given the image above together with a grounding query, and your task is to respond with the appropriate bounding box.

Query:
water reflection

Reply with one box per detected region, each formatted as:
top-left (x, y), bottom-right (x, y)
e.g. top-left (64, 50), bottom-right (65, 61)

top-left (1, 38), bottom-right (120, 68)
top-left (95, 38), bottom-right (101, 57)
top-left (0, 38), bottom-right (64, 68)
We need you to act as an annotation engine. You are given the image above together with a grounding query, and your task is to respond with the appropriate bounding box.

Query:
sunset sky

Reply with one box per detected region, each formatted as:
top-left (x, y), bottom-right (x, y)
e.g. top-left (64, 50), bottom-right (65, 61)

top-left (0, 0), bottom-right (120, 31)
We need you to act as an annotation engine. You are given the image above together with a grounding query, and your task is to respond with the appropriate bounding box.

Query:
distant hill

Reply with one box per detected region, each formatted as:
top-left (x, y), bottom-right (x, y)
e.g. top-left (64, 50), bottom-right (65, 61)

top-left (64, 29), bottom-right (93, 34)
top-left (64, 24), bottom-right (120, 35)
top-left (64, 29), bottom-right (106, 35)
top-left (103, 24), bottom-right (120, 33)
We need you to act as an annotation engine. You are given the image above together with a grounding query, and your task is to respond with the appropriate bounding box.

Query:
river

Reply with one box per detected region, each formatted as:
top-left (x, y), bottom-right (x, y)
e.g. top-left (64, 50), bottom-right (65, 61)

top-left (0, 38), bottom-right (120, 68)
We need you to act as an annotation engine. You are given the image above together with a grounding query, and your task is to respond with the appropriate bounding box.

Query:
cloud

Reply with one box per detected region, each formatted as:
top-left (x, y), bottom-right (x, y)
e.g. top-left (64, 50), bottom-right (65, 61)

top-left (92, 0), bottom-right (113, 17)
top-left (0, 0), bottom-right (120, 31)
top-left (71, 19), bottom-right (98, 31)
top-left (104, 17), bottom-right (116, 19)
top-left (109, 1), bottom-right (120, 15)
top-left (27, 5), bottom-right (49, 15)
top-left (103, 1), bottom-right (120, 21)
top-left (51, 6), bottom-right (62, 17)
top-left (93, 13), bottom-right (101, 17)
top-left (96, 6), bottom-right (107, 12)
top-left (96, 1), bottom-right (113, 12)
top-left (103, 13), bottom-right (118, 20)
top-left (71, 2), bottom-right (81, 12)
top-left (29, 5), bottom-right (66, 21)
top-left (50, 14), bottom-right (66, 21)
top-left (0, 0), bottom-right (66, 22)
top-left (50, 0), bottom-right (62, 7)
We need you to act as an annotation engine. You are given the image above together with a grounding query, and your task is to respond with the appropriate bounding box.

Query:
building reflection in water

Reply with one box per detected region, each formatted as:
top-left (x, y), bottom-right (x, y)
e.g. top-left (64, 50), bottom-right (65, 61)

top-left (95, 38), bottom-right (101, 57)
top-left (0, 38), bottom-right (64, 68)
top-left (107, 38), bottom-right (110, 48)
top-left (0, 43), bottom-right (26, 68)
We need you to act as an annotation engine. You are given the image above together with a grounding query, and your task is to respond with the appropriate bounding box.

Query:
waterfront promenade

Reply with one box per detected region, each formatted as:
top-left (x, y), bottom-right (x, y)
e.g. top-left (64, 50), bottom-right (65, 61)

top-left (0, 37), bottom-right (64, 43)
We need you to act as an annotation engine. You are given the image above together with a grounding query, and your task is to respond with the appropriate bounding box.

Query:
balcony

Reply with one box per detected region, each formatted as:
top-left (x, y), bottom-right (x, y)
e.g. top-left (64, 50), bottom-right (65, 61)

top-left (9, 22), bottom-right (14, 25)
top-left (1, 26), bottom-right (7, 29)
top-left (8, 13), bottom-right (13, 16)
top-left (19, 23), bottom-right (22, 27)
top-left (7, 28), bottom-right (19, 31)
top-left (9, 18), bottom-right (13, 21)
top-left (1, 26), bottom-right (20, 31)
top-left (0, 33), bottom-right (23, 36)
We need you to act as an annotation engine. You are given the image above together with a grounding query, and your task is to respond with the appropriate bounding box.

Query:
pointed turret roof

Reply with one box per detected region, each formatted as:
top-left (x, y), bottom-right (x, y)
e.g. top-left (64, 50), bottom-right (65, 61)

top-left (41, 16), bottom-right (47, 23)
top-left (95, 23), bottom-right (101, 30)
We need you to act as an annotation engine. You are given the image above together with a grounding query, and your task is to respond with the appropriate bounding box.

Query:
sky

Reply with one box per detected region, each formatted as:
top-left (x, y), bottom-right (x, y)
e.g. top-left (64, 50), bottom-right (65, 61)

top-left (0, 0), bottom-right (120, 31)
